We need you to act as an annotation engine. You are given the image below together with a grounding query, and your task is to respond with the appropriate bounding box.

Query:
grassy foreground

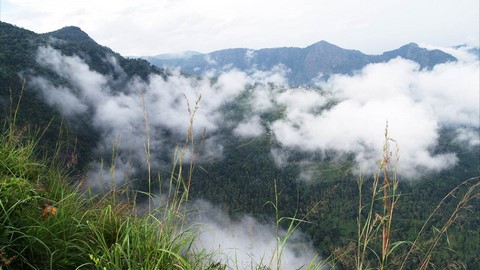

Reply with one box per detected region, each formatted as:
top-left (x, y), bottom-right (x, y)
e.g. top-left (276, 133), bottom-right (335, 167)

top-left (0, 91), bottom-right (326, 270)
top-left (0, 116), bottom-right (225, 269)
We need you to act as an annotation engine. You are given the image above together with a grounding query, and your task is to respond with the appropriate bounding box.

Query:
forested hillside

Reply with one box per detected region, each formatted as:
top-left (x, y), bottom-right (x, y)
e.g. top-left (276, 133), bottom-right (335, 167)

top-left (0, 22), bottom-right (165, 168)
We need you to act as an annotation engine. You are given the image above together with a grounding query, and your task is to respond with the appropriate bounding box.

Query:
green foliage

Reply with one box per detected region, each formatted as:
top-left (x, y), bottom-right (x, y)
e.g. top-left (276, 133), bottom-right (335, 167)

top-left (86, 205), bottom-right (197, 270)
top-left (0, 116), bottom-right (224, 270)
top-left (0, 119), bottom-right (89, 269)
top-left (189, 121), bottom-right (479, 269)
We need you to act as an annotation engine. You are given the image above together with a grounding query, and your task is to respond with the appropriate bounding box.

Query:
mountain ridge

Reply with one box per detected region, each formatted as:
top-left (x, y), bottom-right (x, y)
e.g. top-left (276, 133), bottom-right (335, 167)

top-left (43, 26), bottom-right (98, 44)
top-left (144, 40), bottom-right (457, 85)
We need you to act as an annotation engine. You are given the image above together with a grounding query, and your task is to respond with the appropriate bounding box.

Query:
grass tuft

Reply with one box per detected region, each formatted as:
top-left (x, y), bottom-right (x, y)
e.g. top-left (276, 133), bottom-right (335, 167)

top-left (0, 90), bottom-right (222, 269)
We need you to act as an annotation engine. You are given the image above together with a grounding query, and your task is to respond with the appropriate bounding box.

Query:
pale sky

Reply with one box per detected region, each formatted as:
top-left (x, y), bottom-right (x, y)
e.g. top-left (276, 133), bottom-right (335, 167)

top-left (1, 0), bottom-right (478, 56)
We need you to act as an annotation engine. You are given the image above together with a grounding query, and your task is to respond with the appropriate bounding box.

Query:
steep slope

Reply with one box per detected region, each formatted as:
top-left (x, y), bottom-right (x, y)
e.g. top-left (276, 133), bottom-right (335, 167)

top-left (42, 25), bottom-right (166, 80)
top-left (0, 21), bottom-right (164, 168)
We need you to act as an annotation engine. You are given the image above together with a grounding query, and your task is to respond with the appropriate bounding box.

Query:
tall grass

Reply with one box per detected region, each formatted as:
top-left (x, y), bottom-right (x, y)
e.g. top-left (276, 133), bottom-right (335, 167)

top-left (0, 88), bottom-right (221, 269)
top-left (75, 94), bottom-right (220, 269)
top-left (1, 86), bottom-right (92, 269)
top-left (400, 176), bottom-right (480, 270)
top-left (259, 179), bottom-right (327, 270)
top-left (333, 124), bottom-right (480, 270)
top-left (353, 124), bottom-right (403, 270)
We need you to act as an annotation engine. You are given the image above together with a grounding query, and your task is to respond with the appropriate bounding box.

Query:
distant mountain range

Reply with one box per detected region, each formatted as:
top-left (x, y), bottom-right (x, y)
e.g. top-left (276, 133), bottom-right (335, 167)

top-left (144, 41), bottom-right (458, 85)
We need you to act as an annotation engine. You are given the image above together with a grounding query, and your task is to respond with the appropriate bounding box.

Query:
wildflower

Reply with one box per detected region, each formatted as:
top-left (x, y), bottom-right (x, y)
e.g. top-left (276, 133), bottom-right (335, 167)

top-left (42, 204), bottom-right (58, 218)
top-left (0, 250), bottom-right (16, 266)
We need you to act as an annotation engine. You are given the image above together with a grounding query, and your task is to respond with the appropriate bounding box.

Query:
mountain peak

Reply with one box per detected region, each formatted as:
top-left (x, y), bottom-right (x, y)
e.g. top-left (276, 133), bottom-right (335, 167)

top-left (44, 26), bottom-right (96, 44)
top-left (59, 26), bottom-right (83, 31)
top-left (308, 40), bottom-right (338, 48)
top-left (403, 42), bottom-right (420, 48)
top-left (380, 42), bottom-right (457, 67)
top-left (393, 42), bottom-right (424, 54)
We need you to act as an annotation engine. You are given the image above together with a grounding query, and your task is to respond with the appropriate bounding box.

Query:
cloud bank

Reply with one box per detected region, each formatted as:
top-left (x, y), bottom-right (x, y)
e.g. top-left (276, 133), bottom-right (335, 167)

top-left (269, 57), bottom-right (479, 176)
top-left (27, 44), bottom-right (478, 268)
top-left (29, 46), bottom-right (479, 182)
top-left (30, 46), bottom-right (251, 183)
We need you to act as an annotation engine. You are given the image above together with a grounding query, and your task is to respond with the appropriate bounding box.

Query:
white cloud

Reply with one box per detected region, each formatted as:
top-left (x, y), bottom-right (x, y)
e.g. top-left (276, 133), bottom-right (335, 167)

top-left (245, 49), bottom-right (255, 61)
top-left (277, 88), bottom-right (327, 113)
top-left (455, 128), bottom-right (480, 146)
top-left (324, 58), bottom-right (419, 102)
top-left (249, 65), bottom-right (290, 86)
top-left (420, 44), bottom-right (479, 63)
top-left (29, 77), bottom-right (88, 116)
top-left (271, 57), bottom-right (478, 177)
top-left (35, 46), bottom-right (108, 104)
top-left (192, 200), bottom-right (321, 269)
top-left (233, 116), bottom-right (265, 138)
top-left (204, 55), bottom-right (217, 65)
top-left (270, 148), bottom-right (289, 168)
top-left (29, 46), bottom-right (250, 184)
top-left (251, 87), bottom-right (275, 113)
top-left (414, 61), bottom-right (480, 127)
top-left (30, 46), bottom-right (478, 180)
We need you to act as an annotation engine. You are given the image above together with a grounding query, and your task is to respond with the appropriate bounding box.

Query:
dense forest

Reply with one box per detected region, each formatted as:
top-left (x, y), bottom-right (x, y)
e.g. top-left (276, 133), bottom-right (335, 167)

top-left (1, 21), bottom-right (479, 269)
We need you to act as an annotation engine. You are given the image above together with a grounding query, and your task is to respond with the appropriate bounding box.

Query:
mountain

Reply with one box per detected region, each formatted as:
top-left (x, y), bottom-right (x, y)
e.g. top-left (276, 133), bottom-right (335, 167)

top-left (376, 42), bottom-right (458, 67)
top-left (145, 41), bottom-right (457, 85)
top-left (0, 22), bottom-right (165, 90)
top-left (0, 22), bottom-right (164, 167)
top-left (45, 26), bottom-right (97, 43)
top-left (44, 26), bottom-right (167, 80)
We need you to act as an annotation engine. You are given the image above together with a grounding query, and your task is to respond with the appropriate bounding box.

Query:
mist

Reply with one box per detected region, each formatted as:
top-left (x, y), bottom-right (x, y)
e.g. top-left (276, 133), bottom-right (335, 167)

top-left (26, 44), bottom-right (479, 268)
top-left (29, 45), bottom-right (479, 181)
top-left (192, 200), bottom-right (320, 269)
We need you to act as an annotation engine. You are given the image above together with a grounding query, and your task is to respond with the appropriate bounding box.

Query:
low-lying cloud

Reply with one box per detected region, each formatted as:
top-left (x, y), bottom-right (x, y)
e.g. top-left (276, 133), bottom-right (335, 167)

top-left (26, 44), bottom-right (478, 268)
top-left (192, 200), bottom-right (320, 269)
top-left (29, 45), bottom-right (479, 182)
top-left (233, 115), bottom-right (265, 138)
top-left (30, 46), bottom-right (253, 184)
top-left (270, 57), bottom-right (479, 176)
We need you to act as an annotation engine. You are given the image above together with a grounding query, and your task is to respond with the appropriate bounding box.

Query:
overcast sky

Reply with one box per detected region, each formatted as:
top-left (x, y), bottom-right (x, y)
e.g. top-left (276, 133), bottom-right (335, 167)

top-left (1, 0), bottom-right (479, 56)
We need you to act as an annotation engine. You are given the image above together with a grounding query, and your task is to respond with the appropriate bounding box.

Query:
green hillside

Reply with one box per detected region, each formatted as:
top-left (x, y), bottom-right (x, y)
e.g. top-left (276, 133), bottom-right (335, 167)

top-left (0, 21), bottom-right (166, 169)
